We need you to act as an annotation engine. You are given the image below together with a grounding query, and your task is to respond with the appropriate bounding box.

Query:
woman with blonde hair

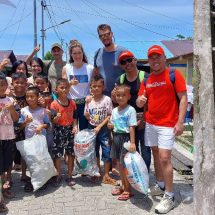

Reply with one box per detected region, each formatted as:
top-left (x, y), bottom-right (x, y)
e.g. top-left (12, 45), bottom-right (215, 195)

top-left (62, 40), bottom-right (93, 130)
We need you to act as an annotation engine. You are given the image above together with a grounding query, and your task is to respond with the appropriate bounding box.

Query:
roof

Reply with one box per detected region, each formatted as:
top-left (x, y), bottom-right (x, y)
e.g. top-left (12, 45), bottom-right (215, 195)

top-left (16, 54), bottom-right (28, 61)
top-left (161, 40), bottom-right (193, 57)
top-left (0, 50), bottom-right (17, 64)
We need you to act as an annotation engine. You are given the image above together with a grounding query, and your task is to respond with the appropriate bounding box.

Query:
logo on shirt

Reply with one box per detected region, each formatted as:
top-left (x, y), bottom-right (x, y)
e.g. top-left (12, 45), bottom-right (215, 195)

top-left (146, 81), bottom-right (166, 88)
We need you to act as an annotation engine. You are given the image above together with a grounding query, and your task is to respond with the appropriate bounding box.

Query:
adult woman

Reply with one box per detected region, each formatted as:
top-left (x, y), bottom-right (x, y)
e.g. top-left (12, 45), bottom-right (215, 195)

top-left (28, 57), bottom-right (45, 84)
top-left (62, 40), bottom-right (93, 130)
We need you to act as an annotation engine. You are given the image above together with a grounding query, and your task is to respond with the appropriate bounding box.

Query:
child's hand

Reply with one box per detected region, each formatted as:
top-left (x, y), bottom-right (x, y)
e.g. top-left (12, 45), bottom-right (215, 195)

top-left (70, 76), bottom-right (79, 86)
top-left (5, 102), bottom-right (15, 112)
top-left (1, 58), bottom-right (10, 67)
top-left (129, 142), bottom-right (136, 153)
top-left (35, 125), bottom-right (43, 134)
top-left (94, 125), bottom-right (101, 135)
top-left (25, 115), bottom-right (33, 124)
top-left (107, 120), bottom-right (114, 130)
top-left (54, 112), bottom-right (61, 120)
top-left (38, 96), bottom-right (45, 107)
top-left (72, 125), bottom-right (78, 134)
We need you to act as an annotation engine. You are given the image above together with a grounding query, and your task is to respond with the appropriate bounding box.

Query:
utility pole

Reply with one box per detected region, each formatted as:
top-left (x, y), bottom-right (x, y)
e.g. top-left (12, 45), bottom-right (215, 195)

top-left (193, 0), bottom-right (215, 214)
top-left (33, 0), bottom-right (37, 57)
top-left (41, 0), bottom-right (46, 59)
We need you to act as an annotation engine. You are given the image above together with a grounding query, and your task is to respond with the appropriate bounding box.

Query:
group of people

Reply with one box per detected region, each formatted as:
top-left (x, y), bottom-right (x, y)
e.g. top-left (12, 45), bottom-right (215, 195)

top-left (0, 23), bottom-right (188, 214)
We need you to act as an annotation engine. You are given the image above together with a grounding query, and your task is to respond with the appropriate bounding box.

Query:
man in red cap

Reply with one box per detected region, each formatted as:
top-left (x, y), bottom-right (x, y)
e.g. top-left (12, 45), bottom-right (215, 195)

top-left (137, 45), bottom-right (187, 214)
top-left (111, 50), bottom-right (151, 172)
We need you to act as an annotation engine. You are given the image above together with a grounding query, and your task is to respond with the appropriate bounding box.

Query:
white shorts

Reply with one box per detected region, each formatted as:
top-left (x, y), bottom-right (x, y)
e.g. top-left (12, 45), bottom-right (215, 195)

top-left (145, 122), bottom-right (175, 150)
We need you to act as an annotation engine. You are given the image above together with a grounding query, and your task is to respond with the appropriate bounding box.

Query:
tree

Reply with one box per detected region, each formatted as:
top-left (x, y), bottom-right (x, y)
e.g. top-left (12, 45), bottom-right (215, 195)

top-left (176, 34), bottom-right (185, 40)
top-left (193, 0), bottom-right (215, 214)
top-left (43, 51), bottom-right (54, 60)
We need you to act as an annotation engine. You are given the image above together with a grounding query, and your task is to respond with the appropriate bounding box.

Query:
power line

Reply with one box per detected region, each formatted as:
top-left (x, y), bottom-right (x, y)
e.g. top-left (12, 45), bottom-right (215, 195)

top-left (10, 0), bottom-right (27, 49)
top-left (81, 0), bottom-right (176, 39)
top-left (120, 0), bottom-right (193, 26)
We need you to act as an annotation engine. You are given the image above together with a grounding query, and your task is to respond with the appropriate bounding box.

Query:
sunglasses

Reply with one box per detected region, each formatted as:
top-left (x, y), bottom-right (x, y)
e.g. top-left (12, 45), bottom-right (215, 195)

top-left (99, 31), bottom-right (111, 39)
top-left (120, 57), bottom-right (134, 65)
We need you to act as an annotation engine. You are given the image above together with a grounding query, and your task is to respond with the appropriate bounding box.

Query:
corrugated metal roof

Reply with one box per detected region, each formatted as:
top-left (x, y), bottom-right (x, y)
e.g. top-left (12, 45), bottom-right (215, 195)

top-left (161, 40), bottom-right (193, 57)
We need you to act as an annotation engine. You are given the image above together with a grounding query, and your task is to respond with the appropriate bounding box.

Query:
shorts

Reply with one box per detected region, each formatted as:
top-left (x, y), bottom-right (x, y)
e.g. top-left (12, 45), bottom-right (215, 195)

top-left (52, 125), bottom-right (74, 158)
top-left (88, 124), bottom-right (111, 162)
top-left (145, 123), bottom-right (175, 150)
top-left (111, 133), bottom-right (130, 164)
top-left (0, 139), bottom-right (15, 174)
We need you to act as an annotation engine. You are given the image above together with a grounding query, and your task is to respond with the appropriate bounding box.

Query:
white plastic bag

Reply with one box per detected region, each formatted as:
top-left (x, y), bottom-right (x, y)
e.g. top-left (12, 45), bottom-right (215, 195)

top-left (124, 142), bottom-right (149, 194)
top-left (73, 129), bottom-right (100, 177)
top-left (16, 134), bottom-right (57, 191)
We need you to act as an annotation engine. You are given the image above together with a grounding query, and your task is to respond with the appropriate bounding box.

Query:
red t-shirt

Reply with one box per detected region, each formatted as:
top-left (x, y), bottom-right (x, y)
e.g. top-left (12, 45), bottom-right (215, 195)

top-left (50, 99), bottom-right (77, 126)
top-left (138, 68), bottom-right (186, 127)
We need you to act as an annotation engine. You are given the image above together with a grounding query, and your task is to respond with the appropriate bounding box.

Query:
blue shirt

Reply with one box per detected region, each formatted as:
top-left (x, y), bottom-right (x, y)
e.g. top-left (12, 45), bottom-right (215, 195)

top-left (110, 105), bottom-right (137, 133)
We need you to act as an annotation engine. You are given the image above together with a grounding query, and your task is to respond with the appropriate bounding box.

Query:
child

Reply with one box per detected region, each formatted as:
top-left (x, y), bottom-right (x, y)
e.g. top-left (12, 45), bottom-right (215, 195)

top-left (50, 78), bottom-right (78, 186)
top-left (108, 84), bottom-right (137, 201)
top-left (34, 74), bottom-right (56, 106)
top-left (84, 75), bottom-right (116, 184)
top-left (0, 73), bottom-right (19, 212)
top-left (5, 73), bottom-right (30, 191)
top-left (19, 86), bottom-right (50, 191)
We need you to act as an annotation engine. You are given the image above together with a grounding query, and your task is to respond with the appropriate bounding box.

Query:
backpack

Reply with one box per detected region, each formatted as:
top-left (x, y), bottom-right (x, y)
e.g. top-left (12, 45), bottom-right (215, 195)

top-left (119, 70), bottom-right (145, 84)
top-left (143, 68), bottom-right (180, 104)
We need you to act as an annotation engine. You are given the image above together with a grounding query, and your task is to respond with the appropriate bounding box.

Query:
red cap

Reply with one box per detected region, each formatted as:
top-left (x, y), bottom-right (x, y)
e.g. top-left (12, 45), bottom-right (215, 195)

top-left (118, 51), bottom-right (134, 63)
top-left (147, 45), bottom-right (165, 57)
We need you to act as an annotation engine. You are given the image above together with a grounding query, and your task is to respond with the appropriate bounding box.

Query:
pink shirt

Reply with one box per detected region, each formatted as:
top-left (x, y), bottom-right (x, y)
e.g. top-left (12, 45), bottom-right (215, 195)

top-left (0, 96), bottom-right (16, 140)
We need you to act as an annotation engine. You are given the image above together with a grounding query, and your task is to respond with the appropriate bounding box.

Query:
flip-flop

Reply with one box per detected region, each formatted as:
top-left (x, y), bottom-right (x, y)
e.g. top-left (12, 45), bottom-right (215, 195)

top-left (111, 187), bottom-right (124, 196)
top-left (117, 192), bottom-right (133, 201)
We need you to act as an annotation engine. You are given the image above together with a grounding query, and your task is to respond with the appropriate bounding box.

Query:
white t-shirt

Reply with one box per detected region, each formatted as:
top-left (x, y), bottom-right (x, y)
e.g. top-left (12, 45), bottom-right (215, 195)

top-left (84, 95), bottom-right (113, 126)
top-left (66, 63), bottom-right (93, 99)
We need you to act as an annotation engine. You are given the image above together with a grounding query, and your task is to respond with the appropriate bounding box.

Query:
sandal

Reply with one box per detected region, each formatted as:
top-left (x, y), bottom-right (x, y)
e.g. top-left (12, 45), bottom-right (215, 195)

top-left (2, 189), bottom-right (15, 199)
top-left (102, 176), bottom-right (117, 186)
top-left (0, 201), bottom-right (8, 213)
top-left (65, 177), bottom-right (76, 186)
top-left (112, 168), bottom-right (120, 177)
top-left (117, 192), bottom-right (133, 201)
top-left (24, 182), bottom-right (34, 192)
top-left (111, 186), bottom-right (124, 196)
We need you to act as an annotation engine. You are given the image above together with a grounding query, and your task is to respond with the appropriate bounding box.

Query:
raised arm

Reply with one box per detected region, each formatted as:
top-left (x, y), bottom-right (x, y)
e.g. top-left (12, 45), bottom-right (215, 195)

top-left (25, 45), bottom-right (40, 65)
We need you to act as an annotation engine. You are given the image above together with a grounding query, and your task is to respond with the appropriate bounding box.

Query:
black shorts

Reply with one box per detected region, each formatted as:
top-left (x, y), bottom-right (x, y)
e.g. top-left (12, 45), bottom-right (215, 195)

top-left (111, 133), bottom-right (130, 164)
top-left (52, 125), bottom-right (74, 158)
top-left (0, 139), bottom-right (15, 174)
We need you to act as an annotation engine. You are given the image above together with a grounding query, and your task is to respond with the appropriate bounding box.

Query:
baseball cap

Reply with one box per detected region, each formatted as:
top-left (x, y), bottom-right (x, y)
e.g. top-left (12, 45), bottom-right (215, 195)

top-left (147, 45), bottom-right (165, 57)
top-left (51, 43), bottom-right (63, 51)
top-left (118, 51), bottom-right (134, 63)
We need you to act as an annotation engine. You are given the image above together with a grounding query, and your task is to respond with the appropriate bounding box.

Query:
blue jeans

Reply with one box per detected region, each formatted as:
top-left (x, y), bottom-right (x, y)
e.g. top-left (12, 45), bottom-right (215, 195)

top-left (77, 103), bottom-right (89, 130)
top-left (88, 124), bottom-right (111, 163)
top-left (135, 128), bottom-right (151, 172)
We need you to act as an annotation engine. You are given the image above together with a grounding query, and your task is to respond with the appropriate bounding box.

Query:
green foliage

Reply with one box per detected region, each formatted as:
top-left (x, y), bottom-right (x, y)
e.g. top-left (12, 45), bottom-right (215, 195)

top-left (43, 51), bottom-right (54, 60)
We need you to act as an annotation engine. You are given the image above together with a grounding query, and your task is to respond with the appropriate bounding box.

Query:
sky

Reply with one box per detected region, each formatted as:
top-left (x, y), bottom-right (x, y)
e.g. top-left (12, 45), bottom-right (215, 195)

top-left (0, 0), bottom-right (193, 62)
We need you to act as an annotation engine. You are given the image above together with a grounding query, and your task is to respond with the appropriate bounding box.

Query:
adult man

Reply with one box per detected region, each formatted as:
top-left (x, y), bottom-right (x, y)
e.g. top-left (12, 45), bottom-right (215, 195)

top-left (26, 43), bottom-right (66, 90)
top-left (136, 45), bottom-right (187, 214)
top-left (111, 50), bottom-right (151, 172)
top-left (94, 24), bottom-right (127, 97)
